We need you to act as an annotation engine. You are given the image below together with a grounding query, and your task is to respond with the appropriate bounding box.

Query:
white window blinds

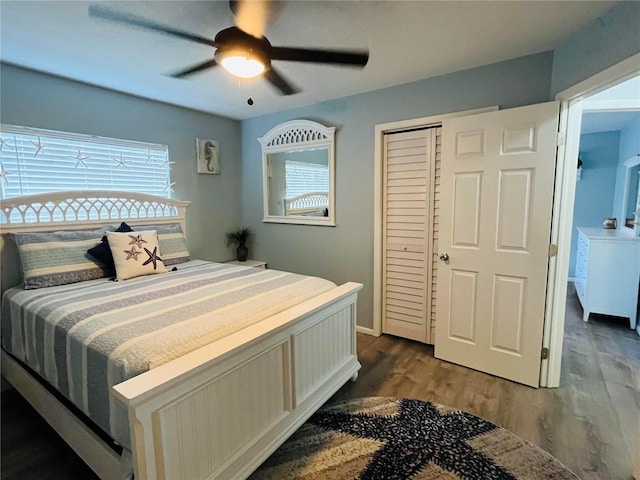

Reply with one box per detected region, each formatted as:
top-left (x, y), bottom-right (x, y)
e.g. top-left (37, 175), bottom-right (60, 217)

top-left (0, 124), bottom-right (172, 200)
top-left (285, 160), bottom-right (329, 199)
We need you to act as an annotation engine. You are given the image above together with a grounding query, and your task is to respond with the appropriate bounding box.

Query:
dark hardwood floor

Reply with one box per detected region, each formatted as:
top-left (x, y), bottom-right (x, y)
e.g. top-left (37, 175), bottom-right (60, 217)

top-left (2, 288), bottom-right (639, 479)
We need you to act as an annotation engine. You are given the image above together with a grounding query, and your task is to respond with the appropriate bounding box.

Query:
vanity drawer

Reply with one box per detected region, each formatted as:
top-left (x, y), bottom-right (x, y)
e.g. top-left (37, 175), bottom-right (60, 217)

top-left (577, 233), bottom-right (589, 256)
top-left (575, 227), bottom-right (640, 327)
top-left (574, 261), bottom-right (586, 281)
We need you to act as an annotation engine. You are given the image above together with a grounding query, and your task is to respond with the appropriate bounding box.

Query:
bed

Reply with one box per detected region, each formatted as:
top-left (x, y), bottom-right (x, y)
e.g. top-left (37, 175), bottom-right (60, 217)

top-left (284, 192), bottom-right (328, 216)
top-left (0, 190), bottom-right (362, 480)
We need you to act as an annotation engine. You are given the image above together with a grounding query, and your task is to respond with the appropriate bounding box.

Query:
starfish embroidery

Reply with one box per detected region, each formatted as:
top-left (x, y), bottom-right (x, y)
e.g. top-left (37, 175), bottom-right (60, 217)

top-left (128, 234), bottom-right (147, 247)
top-left (142, 246), bottom-right (163, 270)
top-left (310, 399), bottom-right (515, 480)
top-left (124, 245), bottom-right (141, 261)
top-left (31, 137), bottom-right (45, 156)
top-left (71, 150), bottom-right (89, 168)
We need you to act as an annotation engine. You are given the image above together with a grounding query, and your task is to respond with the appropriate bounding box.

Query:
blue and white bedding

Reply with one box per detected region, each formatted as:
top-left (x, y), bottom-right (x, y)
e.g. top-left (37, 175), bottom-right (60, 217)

top-left (1, 260), bottom-right (335, 448)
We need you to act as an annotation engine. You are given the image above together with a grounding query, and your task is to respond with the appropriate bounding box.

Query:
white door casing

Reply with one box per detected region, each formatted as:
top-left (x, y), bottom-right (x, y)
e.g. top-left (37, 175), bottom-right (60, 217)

top-left (435, 102), bottom-right (560, 387)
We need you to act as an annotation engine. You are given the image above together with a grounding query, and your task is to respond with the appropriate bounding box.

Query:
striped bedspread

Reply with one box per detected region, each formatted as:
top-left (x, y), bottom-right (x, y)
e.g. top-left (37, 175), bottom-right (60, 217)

top-left (1, 260), bottom-right (336, 448)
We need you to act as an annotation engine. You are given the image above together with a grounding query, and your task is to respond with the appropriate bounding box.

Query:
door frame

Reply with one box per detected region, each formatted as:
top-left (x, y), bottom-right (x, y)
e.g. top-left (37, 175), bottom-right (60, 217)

top-left (371, 54), bottom-right (640, 385)
top-left (540, 52), bottom-right (640, 387)
top-left (371, 106), bottom-right (499, 337)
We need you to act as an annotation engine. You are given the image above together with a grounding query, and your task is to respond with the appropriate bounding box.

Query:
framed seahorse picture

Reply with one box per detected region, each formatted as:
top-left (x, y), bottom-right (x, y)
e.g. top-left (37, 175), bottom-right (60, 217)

top-left (196, 138), bottom-right (221, 174)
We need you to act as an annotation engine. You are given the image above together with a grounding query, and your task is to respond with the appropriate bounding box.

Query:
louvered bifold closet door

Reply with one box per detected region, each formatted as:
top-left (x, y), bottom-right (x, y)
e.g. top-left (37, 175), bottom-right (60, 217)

top-left (430, 127), bottom-right (443, 343)
top-left (382, 128), bottom-right (436, 343)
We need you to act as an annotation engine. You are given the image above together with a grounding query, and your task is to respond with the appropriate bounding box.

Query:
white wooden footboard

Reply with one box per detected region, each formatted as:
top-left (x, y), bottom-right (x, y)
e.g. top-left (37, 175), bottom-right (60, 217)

top-left (1, 191), bottom-right (361, 479)
top-left (114, 282), bottom-right (362, 480)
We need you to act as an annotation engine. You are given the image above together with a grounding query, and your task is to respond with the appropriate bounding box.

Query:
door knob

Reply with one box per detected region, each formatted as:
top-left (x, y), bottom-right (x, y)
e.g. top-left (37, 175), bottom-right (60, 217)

top-left (439, 253), bottom-right (449, 261)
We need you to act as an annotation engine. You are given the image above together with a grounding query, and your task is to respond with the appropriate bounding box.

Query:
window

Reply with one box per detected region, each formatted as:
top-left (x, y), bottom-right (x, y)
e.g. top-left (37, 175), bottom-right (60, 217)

top-left (285, 160), bottom-right (329, 199)
top-left (0, 124), bottom-right (172, 200)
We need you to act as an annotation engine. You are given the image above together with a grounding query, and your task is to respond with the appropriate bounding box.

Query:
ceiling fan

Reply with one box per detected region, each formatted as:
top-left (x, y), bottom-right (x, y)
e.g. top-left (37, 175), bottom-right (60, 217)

top-left (88, 1), bottom-right (369, 96)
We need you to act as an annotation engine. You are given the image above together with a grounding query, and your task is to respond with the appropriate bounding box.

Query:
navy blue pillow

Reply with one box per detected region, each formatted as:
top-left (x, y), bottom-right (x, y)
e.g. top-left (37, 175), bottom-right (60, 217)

top-left (87, 222), bottom-right (133, 273)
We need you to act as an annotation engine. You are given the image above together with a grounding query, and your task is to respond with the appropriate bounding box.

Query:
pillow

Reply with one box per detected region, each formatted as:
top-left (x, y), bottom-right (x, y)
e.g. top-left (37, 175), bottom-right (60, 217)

top-left (106, 230), bottom-right (167, 281)
top-left (138, 224), bottom-right (190, 266)
top-left (87, 222), bottom-right (134, 273)
top-left (13, 227), bottom-right (114, 289)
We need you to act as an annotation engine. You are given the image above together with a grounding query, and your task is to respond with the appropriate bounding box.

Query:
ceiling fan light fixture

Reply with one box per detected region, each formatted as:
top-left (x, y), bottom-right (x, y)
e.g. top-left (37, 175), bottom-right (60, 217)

top-left (216, 48), bottom-right (266, 79)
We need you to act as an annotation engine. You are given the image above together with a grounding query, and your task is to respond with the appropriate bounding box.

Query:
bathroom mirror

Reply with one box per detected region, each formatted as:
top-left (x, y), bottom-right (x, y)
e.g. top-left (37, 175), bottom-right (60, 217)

top-left (259, 120), bottom-right (336, 226)
top-left (621, 155), bottom-right (640, 233)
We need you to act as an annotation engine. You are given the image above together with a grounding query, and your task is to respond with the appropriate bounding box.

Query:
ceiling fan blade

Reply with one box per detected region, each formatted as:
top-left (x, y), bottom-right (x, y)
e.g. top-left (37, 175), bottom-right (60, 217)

top-left (169, 59), bottom-right (219, 78)
top-left (229, 0), bottom-right (283, 38)
top-left (271, 47), bottom-right (369, 67)
top-left (264, 67), bottom-right (299, 96)
top-left (88, 5), bottom-right (218, 47)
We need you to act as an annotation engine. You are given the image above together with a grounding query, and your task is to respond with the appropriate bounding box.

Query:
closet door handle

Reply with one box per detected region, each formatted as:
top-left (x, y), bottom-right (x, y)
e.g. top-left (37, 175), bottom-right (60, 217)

top-left (439, 253), bottom-right (449, 261)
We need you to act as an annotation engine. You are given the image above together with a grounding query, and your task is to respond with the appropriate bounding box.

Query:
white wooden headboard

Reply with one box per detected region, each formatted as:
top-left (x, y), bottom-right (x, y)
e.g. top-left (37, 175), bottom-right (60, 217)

top-left (284, 192), bottom-right (329, 216)
top-left (0, 190), bottom-right (190, 293)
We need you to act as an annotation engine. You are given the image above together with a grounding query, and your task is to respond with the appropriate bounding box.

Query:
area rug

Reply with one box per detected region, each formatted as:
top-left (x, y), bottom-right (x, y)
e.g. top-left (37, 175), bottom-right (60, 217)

top-left (250, 397), bottom-right (578, 480)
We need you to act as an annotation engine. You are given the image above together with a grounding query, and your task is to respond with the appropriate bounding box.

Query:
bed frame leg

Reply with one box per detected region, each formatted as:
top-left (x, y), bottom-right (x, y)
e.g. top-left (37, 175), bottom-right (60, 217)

top-left (350, 372), bottom-right (358, 381)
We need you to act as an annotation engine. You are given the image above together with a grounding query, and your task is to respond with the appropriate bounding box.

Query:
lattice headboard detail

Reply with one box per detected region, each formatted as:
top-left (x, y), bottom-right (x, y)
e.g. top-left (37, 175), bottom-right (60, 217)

top-left (285, 192), bottom-right (329, 216)
top-left (0, 191), bottom-right (191, 294)
top-left (258, 120), bottom-right (336, 151)
top-left (0, 191), bottom-right (190, 230)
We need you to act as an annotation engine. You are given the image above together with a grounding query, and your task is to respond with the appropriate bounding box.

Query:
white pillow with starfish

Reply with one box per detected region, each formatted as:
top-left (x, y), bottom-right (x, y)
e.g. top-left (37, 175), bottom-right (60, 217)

top-left (106, 230), bottom-right (167, 281)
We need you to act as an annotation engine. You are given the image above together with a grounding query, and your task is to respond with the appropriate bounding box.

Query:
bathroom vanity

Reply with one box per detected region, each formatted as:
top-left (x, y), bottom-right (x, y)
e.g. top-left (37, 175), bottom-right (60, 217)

top-left (574, 227), bottom-right (640, 329)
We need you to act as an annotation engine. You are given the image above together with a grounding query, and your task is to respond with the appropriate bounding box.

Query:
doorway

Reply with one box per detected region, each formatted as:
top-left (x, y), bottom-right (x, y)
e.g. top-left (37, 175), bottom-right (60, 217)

top-left (542, 53), bottom-right (640, 387)
top-left (568, 76), bottom-right (640, 326)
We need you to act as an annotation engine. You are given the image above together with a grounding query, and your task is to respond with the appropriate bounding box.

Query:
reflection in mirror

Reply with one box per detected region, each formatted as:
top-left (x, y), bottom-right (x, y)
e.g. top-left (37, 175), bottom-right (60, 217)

top-left (621, 155), bottom-right (640, 234)
top-left (624, 164), bottom-right (639, 228)
top-left (259, 120), bottom-right (336, 226)
top-left (267, 149), bottom-right (329, 217)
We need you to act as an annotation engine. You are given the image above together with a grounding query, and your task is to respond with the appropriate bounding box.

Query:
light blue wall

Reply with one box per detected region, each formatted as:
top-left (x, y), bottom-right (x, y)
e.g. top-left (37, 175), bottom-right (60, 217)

top-left (240, 0), bottom-right (640, 330)
top-left (0, 63), bottom-right (242, 262)
top-left (619, 114), bottom-right (640, 162)
top-left (550, 1), bottom-right (640, 97)
top-left (2, 0), bottom-right (638, 331)
top-left (241, 52), bottom-right (554, 329)
top-left (570, 131), bottom-right (620, 276)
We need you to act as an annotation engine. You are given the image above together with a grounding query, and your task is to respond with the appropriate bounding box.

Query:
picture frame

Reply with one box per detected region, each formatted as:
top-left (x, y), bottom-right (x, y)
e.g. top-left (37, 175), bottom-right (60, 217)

top-left (196, 138), bottom-right (220, 174)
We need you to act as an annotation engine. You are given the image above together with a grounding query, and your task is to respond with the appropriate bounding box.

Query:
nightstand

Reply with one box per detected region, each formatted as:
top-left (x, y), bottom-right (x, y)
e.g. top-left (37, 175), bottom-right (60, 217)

top-left (226, 259), bottom-right (267, 269)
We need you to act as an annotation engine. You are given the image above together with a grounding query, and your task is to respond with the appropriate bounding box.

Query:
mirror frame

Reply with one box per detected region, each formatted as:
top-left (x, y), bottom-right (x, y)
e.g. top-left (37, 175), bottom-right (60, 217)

top-left (258, 120), bottom-right (336, 226)
top-left (621, 154), bottom-right (640, 235)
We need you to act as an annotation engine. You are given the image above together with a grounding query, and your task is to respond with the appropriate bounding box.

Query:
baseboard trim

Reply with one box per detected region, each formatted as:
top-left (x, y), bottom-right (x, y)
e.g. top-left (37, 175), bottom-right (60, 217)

top-left (356, 325), bottom-right (379, 337)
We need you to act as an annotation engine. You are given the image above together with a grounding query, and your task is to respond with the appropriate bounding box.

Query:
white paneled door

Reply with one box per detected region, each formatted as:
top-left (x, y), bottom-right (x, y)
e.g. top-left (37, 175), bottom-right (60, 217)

top-left (435, 102), bottom-right (560, 387)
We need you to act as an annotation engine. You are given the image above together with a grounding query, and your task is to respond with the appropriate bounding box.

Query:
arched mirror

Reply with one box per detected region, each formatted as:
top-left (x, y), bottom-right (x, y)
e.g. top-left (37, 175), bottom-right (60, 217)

top-left (259, 120), bottom-right (336, 226)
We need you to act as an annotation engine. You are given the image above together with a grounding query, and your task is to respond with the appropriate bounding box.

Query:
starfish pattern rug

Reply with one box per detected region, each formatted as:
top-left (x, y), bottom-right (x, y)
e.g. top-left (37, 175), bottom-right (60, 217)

top-left (250, 397), bottom-right (578, 480)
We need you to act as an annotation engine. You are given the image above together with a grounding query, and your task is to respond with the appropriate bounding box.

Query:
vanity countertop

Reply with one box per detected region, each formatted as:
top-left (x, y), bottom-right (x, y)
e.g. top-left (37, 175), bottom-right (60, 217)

top-left (577, 227), bottom-right (640, 242)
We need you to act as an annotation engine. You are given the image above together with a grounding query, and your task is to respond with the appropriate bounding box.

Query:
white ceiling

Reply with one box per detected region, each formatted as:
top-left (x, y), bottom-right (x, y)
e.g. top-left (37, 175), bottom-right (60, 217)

top-left (0, 1), bottom-right (616, 120)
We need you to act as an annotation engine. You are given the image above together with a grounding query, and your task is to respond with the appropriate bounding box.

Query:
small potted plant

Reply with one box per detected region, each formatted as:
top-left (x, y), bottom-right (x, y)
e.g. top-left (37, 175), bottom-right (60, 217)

top-left (226, 227), bottom-right (252, 262)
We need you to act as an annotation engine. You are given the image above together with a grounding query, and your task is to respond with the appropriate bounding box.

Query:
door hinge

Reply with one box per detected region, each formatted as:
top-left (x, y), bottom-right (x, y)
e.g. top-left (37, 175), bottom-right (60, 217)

top-left (541, 347), bottom-right (549, 360)
top-left (548, 244), bottom-right (558, 257)
top-left (556, 132), bottom-right (566, 147)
